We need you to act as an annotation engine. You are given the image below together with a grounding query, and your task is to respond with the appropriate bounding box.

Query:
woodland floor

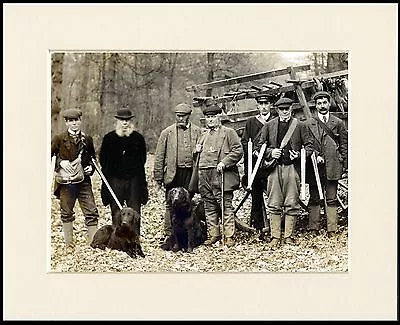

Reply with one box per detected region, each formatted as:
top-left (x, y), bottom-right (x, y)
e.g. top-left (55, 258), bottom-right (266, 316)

top-left (50, 154), bottom-right (348, 273)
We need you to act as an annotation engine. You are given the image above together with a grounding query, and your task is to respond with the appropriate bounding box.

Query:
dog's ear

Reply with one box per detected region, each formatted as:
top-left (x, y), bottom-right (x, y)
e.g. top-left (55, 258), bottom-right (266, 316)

top-left (115, 209), bottom-right (122, 226)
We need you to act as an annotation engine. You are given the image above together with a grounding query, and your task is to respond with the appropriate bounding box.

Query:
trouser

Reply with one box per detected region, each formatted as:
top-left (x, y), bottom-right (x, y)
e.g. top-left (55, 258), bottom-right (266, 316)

top-left (309, 179), bottom-right (338, 232)
top-left (266, 164), bottom-right (300, 239)
top-left (164, 167), bottom-right (193, 237)
top-left (109, 176), bottom-right (142, 229)
top-left (198, 169), bottom-right (235, 238)
top-left (250, 177), bottom-right (268, 230)
top-left (59, 181), bottom-right (99, 226)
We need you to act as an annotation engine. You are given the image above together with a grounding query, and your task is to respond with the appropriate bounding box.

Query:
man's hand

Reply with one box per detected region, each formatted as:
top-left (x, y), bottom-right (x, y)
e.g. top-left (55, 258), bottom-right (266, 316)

top-left (289, 149), bottom-right (299, 160)
top-left (60, 160), bottom-right (74, 173)
top-left (271, 148), bottom-right (282, 159)
top-left (83, 165), bottom-right (93, 175)
top-left (317, 155), bottom-right (325, 164)
top-left (217, 162), bottom-right (225, 173)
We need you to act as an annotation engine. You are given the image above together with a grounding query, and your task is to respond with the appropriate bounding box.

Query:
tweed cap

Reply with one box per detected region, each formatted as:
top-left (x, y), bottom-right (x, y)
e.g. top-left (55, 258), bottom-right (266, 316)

top-left (174, 103), bottom-right (192, 115)
top-left (63, 108), bottom-right (82, 120)
top-left (312, 91), bottom-right (331, 101)
top-left (275, 97), bottom-right (294, 108)
top-left (203, 104), bottom-right (222, 116)
top-left (114, 108), bottom-right (134, 120)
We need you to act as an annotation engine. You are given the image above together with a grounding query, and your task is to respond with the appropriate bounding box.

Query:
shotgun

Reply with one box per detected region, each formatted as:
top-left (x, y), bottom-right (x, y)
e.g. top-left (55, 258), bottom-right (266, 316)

top-left (221, 170), bottom-right (225, 246)
top-left (91, 157), bottom-right (123, 210)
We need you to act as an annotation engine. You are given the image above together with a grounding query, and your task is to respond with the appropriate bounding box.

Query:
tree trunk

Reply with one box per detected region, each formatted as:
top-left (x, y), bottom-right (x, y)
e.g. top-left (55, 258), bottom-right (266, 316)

top-left (51, 53), bottom-right (64, 137)
top-left (206, 53), bottom-right (215, 97)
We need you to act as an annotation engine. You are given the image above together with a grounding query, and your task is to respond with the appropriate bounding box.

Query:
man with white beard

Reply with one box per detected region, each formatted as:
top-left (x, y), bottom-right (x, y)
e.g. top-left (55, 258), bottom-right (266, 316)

top-left (99, 108), bottom-right (148, 232)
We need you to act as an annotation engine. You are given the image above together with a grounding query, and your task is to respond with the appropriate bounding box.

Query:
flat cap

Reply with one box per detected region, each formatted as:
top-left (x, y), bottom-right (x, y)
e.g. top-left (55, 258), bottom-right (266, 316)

top-left (203, 104), bottom-right (222, 116)
top-left (114, 108), bottom-right (134, 120)
top-left (63, 108), bottom-right (82, 120)
top-left (174, 103), bottom-right (192, 115)
top-left (275, 97), bottom-right (294, 108)
top-left (312, 91), bottom-right (331, 101)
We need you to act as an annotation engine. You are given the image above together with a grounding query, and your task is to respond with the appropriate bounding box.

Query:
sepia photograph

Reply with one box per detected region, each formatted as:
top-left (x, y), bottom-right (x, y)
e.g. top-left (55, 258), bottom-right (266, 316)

top-left (4, 4), bottom-right (397, 321)
top-left (50, 51), bottom-right (350, 273)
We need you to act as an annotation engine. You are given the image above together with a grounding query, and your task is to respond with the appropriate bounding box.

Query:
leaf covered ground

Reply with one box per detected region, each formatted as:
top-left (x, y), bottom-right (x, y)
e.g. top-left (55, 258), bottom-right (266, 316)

top-left (50, 154), bottom-right (348, 273)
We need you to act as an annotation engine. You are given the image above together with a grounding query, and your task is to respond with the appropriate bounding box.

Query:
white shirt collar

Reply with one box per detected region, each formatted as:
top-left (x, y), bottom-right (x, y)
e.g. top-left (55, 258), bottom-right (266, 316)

top-left (318, 112), bottom-right (330, 122)
top-left (257, 113), bottom-right (270, 125)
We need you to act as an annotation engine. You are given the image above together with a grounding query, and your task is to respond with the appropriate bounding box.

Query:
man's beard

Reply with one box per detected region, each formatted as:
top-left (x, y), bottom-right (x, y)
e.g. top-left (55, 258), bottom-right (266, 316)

top-left (115, 123), bottom-right (134, 137)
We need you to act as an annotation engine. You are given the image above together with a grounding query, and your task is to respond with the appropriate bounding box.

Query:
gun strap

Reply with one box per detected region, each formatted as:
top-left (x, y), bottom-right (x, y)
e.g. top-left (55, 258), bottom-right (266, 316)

top-left (314, 117), bottom-right (339, 147)
top-left (279, 118), bottom-right (298, 149)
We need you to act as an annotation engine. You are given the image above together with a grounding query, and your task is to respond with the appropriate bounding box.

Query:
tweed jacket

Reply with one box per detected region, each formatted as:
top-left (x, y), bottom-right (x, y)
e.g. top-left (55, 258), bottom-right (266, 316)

top-left (51, 130), bottom-right (96, 197)
top-left (305, 114), bottom-right (348, 180)
top-left (256, 117), bottom-right (314, 175)
top-left (153, 122), bottom-right (202, 187)
top-left (197, 125), bottom-right (243, 191)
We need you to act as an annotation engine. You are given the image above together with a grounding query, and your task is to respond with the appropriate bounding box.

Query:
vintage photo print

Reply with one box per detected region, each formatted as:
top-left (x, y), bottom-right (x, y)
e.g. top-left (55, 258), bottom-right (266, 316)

top-left (49, 51), bottom-right (350, 273)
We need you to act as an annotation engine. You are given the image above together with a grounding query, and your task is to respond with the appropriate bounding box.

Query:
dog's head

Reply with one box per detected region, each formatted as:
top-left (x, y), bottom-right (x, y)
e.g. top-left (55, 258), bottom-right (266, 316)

top-left (167, 187), bottom-right (191, 208)
top-left (115, 207), bottom-right (140, 236)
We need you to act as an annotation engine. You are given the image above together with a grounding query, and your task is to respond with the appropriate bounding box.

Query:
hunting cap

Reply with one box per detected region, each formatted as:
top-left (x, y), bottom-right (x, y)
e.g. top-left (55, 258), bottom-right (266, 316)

top-left (63, 108), bottom-right (82, 120)
top-left (174, 103), bottom-right (192, 115)
top-left (312, 91), bottom-right (331, 101)
top-left (275, 97), bottom-right (294, 109)
top-left (114, 108), bottom-right (134, 120)
top-left (255, 94), bottom-right (274, 104)
top-left (203, 99), bottom-right (222, 116)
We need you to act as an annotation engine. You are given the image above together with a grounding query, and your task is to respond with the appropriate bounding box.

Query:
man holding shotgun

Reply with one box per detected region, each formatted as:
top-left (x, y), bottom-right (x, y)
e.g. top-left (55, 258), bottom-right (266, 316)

top-left (255, 97), bottom-right (314, 249)
top-left (305, 91), bottom-right (348, 238)
top-left (241, 94), bottom-right (276, 240)
top-left (193, 100), bottom-right (243, 247)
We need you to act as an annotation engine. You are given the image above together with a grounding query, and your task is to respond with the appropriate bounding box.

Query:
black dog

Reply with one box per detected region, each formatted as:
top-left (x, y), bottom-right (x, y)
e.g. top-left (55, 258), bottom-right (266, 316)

top-left (91, 207), bottom-right (145, 258)
top-left (161, 187), bottom-right (206, 253)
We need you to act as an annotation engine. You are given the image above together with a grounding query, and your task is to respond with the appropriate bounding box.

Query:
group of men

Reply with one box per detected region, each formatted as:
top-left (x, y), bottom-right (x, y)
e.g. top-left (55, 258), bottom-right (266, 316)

top-left (51, 90), bottom-right (348, 251)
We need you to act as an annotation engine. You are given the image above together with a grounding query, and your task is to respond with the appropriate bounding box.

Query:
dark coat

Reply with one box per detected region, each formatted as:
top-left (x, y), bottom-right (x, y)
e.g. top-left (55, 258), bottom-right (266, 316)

top-left (99, 130), bottom-right (148, 206)
top-left (256, 117), bottom-right (314, 176)
top-left (241, 115), bottom-right (274, 178)
top-left (51, 131), bottom-right (96, 198)
top-left (305, 114), bottom-right (348, 181)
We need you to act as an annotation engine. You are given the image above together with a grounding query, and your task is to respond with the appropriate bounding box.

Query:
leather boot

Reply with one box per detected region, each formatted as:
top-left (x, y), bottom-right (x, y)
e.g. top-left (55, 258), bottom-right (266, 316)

top-left (326, 205), bottom-right (338, 233)
top-left (62, 222), bottom-right (74, 247)
top-left (308, 204), bottom-right (320, 232)
top-left (87, 225), bottom-right (97, 244)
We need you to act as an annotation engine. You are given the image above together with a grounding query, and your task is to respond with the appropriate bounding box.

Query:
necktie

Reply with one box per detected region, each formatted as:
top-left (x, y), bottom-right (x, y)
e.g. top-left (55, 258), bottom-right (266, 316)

top-left (323, 116), bottom-right (328, 124)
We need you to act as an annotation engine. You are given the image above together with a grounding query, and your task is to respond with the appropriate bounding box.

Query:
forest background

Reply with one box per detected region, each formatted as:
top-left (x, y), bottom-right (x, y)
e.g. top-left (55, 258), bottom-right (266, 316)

top-left (51, 51), bottom-right (348, 152)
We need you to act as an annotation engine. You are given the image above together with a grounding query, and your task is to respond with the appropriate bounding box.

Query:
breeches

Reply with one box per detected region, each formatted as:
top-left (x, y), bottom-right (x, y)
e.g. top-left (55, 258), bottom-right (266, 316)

top-left (59, 181), bottom-right (99, 226)
top-left (198, 169), bottom-right (235, 238)
top-left (266, 164), bottom-right (301, 216)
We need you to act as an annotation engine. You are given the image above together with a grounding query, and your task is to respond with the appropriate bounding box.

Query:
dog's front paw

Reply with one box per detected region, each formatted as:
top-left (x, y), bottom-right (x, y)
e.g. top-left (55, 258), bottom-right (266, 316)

top-left (187, 247), bottom-right (194, 254)
top-left (172, 243), bottom-right (180, 252)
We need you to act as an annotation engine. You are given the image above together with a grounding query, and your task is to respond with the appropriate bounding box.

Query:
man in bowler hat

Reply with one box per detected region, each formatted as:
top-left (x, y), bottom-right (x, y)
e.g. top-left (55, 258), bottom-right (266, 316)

top-left (99, 108), bottom-right (148, 234)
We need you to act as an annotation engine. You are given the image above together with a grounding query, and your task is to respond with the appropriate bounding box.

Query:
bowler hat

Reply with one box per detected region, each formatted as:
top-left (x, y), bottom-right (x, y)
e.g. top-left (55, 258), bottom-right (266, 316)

top-left (114, 108), bottom-right (134, 120)
top-left (312, 91), bottom-right (331, 101)
top-left (174, 103), bottom-right (192, 115)
top-left (275, 97), bottom-right (294, 108)
top-left (63, 108), bottom-right (82, 120)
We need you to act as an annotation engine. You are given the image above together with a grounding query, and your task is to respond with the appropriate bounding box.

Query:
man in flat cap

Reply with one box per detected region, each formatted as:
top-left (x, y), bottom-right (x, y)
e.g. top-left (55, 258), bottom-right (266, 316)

top-left (255, 97), bottom-right (314, 249)
top-left (51, 108), bottom-right (99, 248)
top-left (99, 108), bottom-right (148, 232)
top-left (154, 103), bottom-right (202, 249)
top-left (192, 102), bottom-right (243, 248)
top-left (241, 94), bottom-right (276, 240)
top-left (305, 91), bottom-right (348, 238)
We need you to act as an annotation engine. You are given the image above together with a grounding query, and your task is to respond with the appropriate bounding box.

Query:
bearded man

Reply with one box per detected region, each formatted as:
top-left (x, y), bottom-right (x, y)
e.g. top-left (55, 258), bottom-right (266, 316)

top-left (99, 108), bottom-right (148, 232)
